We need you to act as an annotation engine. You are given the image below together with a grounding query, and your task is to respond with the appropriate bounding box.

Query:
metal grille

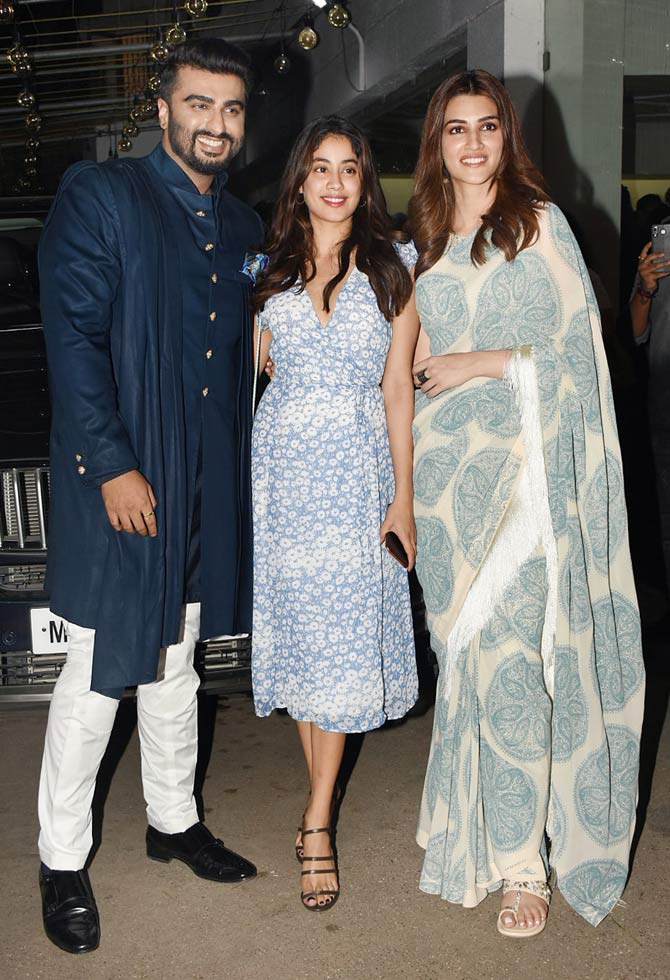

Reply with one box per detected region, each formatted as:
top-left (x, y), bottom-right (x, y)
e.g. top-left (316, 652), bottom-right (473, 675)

top-left (0, 468), bottom-right (49, 550)
top-left (0, 638), bottom-right (252, 704)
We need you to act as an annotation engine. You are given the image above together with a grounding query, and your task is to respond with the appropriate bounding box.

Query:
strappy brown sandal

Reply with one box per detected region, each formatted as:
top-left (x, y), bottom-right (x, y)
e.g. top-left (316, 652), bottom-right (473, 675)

top-left (295, 783), bottom-right (343, 863)
top-left (497, 878), bottom-right (551, 938)
top-left (300, 827), bottom-right (340, 912)
top-left (295, 820), bottom-right (306, 863)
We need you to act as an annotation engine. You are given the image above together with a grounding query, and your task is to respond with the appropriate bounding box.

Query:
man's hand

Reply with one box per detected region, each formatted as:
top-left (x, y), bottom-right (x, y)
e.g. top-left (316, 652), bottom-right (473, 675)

top-left (101, 470), bottom-right (158, 537)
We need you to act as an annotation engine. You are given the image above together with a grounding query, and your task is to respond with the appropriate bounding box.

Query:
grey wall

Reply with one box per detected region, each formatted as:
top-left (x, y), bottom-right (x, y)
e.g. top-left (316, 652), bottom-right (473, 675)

top-left (305, 0), bottom-right (504, 121)
top-left (303, 0), bottom-right (545, 163)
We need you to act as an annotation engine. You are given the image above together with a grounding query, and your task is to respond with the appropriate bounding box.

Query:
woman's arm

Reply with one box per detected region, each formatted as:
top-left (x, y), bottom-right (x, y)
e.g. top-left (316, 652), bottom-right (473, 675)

top-left (252, 315), bottom-right (273, 375)
top-left (630, 241), bottom-right (670, 340)
top-left (413, 324), bottom-right (432, 366)
top-left (413, 349), bottom-right (510, 397)
top-left (380, 287), bottom-right (421, 570)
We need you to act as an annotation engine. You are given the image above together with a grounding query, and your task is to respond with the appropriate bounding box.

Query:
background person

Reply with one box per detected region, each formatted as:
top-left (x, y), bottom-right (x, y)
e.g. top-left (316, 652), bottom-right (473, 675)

top-left (630, 221), bottom-right (670, 592)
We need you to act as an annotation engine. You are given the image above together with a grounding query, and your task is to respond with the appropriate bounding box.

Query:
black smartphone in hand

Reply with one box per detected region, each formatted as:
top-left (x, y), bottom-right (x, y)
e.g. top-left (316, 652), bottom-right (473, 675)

top-left (651, 224), bottom-right (670, 256)
top-left (385, 531), bottom-right (409, 569)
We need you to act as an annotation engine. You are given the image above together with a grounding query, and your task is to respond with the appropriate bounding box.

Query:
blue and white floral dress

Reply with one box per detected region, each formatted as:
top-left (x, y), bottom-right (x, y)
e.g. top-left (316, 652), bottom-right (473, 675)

top-left (251, 244), bottom-right (418, 732)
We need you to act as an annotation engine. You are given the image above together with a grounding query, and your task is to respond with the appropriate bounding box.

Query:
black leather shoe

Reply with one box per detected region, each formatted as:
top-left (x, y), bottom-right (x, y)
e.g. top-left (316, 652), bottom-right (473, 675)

top-left (39, 866), bottom-right (100, 954)
top-left (146, 822), bottom-right (257, 883)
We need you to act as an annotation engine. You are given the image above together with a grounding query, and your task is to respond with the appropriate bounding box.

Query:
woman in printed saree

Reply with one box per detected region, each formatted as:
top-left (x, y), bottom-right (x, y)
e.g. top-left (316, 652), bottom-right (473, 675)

top-left (408, 70), bottom-right (644, 937)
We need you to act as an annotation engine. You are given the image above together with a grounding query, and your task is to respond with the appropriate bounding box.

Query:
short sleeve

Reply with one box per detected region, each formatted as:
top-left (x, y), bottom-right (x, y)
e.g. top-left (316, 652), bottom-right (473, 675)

top-left (393, 239), bottom-right (418, 271)
top-left (257, 304), bottom-right (270, 333)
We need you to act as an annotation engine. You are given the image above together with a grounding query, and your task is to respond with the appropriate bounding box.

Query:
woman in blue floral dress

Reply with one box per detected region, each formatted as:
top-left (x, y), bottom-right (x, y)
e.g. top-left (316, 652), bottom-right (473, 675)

top-left (251, 117), bottom-right (419, 911)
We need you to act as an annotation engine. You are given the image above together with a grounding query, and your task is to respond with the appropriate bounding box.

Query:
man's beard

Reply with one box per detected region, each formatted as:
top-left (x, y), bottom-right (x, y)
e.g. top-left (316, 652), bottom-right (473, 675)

top-left (167, 117), bottom-right (242, 175)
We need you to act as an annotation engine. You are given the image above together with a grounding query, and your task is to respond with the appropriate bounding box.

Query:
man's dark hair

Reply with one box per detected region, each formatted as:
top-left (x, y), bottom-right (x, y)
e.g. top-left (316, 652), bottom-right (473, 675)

top-left (159, 38), bottom-right (253, 102)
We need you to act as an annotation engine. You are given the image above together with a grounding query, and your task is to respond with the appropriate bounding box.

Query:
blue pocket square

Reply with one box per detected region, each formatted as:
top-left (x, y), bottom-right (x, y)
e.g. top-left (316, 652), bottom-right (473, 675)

top-left (241, 251), bottom-right (269, 283)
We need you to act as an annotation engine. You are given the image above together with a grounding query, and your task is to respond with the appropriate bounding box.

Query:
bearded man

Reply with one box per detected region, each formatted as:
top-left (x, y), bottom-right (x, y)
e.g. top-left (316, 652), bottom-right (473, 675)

top-left (37, 39), bottom-right (262, 954)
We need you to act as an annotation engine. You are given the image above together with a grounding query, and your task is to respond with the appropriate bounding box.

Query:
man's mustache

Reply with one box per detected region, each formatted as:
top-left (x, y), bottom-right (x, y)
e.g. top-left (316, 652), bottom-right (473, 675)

top-left (192, 129), bottom-right (235, 145)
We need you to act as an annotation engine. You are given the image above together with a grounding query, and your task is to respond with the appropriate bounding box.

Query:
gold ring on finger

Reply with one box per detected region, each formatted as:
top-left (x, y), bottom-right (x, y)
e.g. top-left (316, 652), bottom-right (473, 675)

top-left (142, 511), bottom-right (154, 519)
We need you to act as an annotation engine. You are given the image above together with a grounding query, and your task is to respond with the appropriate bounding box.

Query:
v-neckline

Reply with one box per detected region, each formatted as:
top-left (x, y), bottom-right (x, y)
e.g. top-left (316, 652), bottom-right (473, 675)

top-left (304, 266), bottom-right (357, 329)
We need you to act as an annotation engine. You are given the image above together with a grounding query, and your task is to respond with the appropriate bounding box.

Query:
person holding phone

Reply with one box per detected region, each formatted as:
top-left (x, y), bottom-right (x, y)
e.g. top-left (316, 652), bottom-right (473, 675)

top-left (250, 117), bottom-right (419, 911)
top-left (631, 223), bottom-right (670, 341)
top-left (631, 219), bottom-right (670, 590)
top-left (409, 69), bottom-right (643, 936)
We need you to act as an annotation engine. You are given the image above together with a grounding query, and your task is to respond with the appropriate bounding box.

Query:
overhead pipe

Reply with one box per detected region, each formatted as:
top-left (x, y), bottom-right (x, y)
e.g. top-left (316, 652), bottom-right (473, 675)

top-left (0, 97), bottom-right (129, 117)
top-left (30, 32), bottom-right (286, 62)
top-left (346, 23), bottom-right (365, 92)
top-left (0, 62), bottom-right (147, 83)
top-left (2, 123), bottom-right (161, 147)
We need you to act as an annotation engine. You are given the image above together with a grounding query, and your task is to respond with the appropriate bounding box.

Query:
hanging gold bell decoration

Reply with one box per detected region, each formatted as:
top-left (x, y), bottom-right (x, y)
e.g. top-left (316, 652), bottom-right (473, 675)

top-left (327, 3), bottom-right (350, 28)
top-left (25, 111), bottom-right (42, 131)
top-left (123, 123), bottom-right (139, 138)
top-left (273, 51), bottom-right (290, 75)
top-left (185, 0), bottom-right (207, 19)
top-left (148, 73), bottom-right (161, 95)
top-left (25, 136), bottom-right (40, 151)
top-left (12, 58), bottom-right (32, 75)
top-left (118, 137), bottom-right (133, 152)
top-left (142, 98), bottom-right (158, 117)
top-left (166, 23), bottom-right (187, 46)
top-left (150, 40), bottom-right (170, 63)
top-left (7, 43), bottom-right (26, 64)
top-left (0, 2), bottom-right (15, 25)
top-left (24, 154), bottom-right (37, 167)
top-left (298, 16), bottom-right (319, 51)
top-left (25, 166), bottom-right (37, 178)
top-left (17, 89), bottom-right (35, 109)
top-left (129, 104), bottom-right (144, 122)
top-left (7, 42), bottom-right (31, 73)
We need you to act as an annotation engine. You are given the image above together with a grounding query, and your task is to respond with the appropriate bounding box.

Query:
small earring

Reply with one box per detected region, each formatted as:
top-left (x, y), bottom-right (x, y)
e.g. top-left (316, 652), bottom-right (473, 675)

top-left (297, 191), bottom-right (304, 204)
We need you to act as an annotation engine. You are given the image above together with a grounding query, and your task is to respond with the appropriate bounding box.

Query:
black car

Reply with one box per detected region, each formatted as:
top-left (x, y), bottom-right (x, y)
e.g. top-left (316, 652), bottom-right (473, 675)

top-left (0, 197), bottom-right (251, 705)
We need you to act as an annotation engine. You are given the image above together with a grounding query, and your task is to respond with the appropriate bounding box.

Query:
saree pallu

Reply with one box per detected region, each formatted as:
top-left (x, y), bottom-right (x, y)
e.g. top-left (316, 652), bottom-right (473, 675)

top-left (414, 204), bottom-right (645, 926)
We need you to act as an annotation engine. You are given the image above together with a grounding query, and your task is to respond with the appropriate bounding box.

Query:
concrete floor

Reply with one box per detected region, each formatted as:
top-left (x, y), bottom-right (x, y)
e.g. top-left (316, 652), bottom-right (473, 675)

top-left (1, 661), bottom-right (669, 980)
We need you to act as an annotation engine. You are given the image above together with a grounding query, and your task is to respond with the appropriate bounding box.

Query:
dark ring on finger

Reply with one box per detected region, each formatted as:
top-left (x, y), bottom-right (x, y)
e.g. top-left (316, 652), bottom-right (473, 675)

top-left (416, 369), bottom-right (429, 385)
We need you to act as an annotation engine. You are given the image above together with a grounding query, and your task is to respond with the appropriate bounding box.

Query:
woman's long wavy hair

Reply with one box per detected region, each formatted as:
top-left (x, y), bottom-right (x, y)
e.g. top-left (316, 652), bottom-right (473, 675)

top-left (252, 116), bottom-right (412, 320)
top-left (408, 69), bottom-right (550, 278)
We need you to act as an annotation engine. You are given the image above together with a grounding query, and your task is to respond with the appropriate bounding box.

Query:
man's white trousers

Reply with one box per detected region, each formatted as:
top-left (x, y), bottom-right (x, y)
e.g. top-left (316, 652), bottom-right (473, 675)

top-left (38, 603), bottom-right (201, 870)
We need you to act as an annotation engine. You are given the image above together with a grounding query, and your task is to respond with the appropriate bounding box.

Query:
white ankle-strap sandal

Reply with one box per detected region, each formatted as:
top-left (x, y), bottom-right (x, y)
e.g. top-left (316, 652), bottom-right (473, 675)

top-left (497, 878), bottom-right (552, 938)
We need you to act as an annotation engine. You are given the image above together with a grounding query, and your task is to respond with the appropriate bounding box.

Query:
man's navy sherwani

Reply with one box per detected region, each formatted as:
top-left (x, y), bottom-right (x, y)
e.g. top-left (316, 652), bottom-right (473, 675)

top-left (39, 144), bottom-right (263, 697)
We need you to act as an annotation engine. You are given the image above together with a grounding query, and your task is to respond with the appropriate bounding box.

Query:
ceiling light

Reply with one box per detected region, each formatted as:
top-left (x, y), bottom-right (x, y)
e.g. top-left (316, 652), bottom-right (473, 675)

top-left (327, 4), bottom-right (351, 29)
top-left (298, 16), bottom-right (319, 51)
top-left (274, 51), bottom-right (291, 75)
top-left (185, 0), bottom-right (208, 17)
